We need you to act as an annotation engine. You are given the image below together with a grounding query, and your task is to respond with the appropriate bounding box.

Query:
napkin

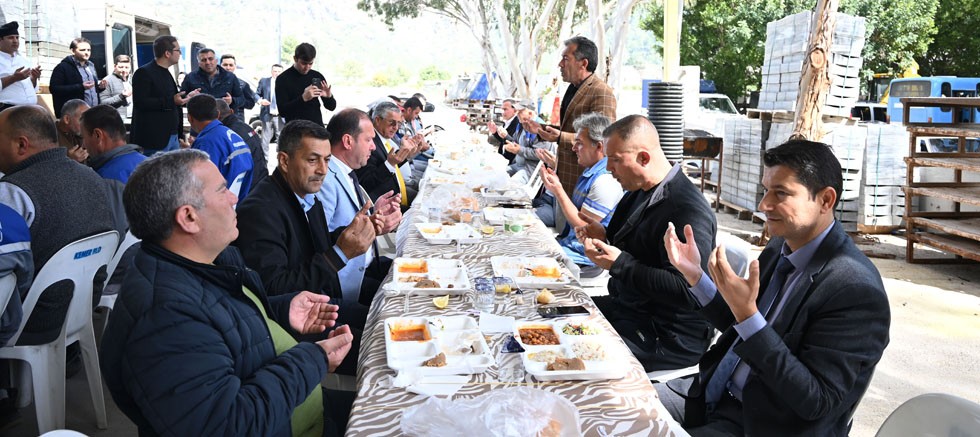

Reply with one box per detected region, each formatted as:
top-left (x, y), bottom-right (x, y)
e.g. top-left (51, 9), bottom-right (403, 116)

top-left (479, 313), bottom-right (515, 333)
top-left (392, 370), bottom-right (469, 397)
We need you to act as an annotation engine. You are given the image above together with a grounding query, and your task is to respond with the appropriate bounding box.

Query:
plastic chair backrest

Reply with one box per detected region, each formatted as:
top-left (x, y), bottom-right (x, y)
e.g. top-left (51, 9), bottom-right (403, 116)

top-left (7, 232), bottom-right (118, 345)
top-left (105, 231), bottom-right (140, 280)
top-left (524, 160), bottom-right (544, 199)
top-left (0, 274), bottom-right (16, 318)
top-left (875, 393), bottom-right (980, 437)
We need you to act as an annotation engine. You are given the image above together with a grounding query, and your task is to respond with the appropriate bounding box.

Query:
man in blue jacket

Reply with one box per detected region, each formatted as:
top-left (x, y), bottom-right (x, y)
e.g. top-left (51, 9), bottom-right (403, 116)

top-left (100, 149), bottom-right (354, 437)
top-left (187, 94), bottom-right (253, 200)
top-left (179, 48), bottom-right (244, 115)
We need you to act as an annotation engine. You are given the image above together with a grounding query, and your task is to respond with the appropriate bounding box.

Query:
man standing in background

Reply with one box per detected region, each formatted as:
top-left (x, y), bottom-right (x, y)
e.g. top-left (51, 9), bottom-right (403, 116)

top-left (276, 43), bottom-right (336, 125)
top-left (219, 54), bottom-right (258, 122)
top-left (99, 54), bottom-right (133, 119)
top-left (0, 22), bottom-right (41, 111)
top-left (256, 64), bottom-right (283, 146)
top-left (50, 37), bottom-right (104, 117)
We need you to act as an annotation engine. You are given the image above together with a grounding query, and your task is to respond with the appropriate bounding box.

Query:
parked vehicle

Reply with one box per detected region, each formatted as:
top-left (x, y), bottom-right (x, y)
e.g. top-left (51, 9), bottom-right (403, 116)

top-left (887, 76), bottom-right (980, 124)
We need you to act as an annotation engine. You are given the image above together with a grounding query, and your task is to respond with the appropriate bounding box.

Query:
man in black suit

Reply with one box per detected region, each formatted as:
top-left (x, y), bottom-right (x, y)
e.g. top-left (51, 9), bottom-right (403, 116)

top-left (575, 115), bottom-right (716, 372)
top-left (256, 64), bottom-right (283, 146)
top-left (234, 119), bottom-right (378, 334)
top-left (486, 98), bottom-right (520, 162)
top-left (354, 101), bottom-right (422, 209)
top-left (130, 36), bottom-right (199, 154)
top-left (663, 140), bottom-right (891, 436)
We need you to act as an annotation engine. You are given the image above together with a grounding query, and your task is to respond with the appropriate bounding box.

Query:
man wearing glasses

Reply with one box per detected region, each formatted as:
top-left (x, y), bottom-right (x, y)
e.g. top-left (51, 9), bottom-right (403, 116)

top-left (131, 36), bottom-right (200, 155)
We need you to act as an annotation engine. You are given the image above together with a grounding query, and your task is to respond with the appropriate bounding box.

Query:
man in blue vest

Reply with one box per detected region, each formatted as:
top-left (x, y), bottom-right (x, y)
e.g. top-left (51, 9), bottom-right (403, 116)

top-left (539, 112), bottom-right (623, 278)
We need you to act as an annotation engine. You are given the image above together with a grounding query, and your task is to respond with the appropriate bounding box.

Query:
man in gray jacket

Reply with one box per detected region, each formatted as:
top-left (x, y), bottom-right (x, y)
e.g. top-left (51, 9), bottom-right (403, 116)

top-left (98, 55), bottom-right (132, 119)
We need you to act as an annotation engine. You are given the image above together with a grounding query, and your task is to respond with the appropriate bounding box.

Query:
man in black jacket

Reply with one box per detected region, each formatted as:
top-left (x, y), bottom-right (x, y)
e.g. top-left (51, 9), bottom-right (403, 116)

top-left (130, 36), bottom-right (199, 154)
top-left (101, 149), bottom-right (353, 437)
top-left (234, 120), bottom-right (379, 333)
top-left (49, 37), bottom-right (104, 117)
top-left (486, 98), bottom-right (520, 162)
top-left (179, 48), bottom-right (244, 116)
top-left (275, 43), bottom-right (336, 125)
top-left (662, 140), bottom-right (890, 436)
top-left (576, 115), bottom-right (716, 372)
top-left (219, 54), bottom-right (257, 122)
top-left (216, 99), bottom-right (268, 190)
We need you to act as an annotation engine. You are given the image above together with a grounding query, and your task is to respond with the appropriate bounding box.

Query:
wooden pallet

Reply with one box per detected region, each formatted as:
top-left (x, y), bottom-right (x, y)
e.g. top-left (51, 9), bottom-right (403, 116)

top-left (718, 199), bottom-right (766, 224)
top-left (746, 109), bottom-right (795, 123)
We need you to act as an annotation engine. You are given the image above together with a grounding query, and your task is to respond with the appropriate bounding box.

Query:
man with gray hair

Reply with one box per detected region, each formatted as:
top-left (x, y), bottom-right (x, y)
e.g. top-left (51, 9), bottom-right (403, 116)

top-left (357, 101), bottom-right (422, 208)
top-left (101, 149), bottom-right (354, 436)
top-left (54, 98), bottom-right (91, 163)
top-left (539, 112), bottom-right (623, 278)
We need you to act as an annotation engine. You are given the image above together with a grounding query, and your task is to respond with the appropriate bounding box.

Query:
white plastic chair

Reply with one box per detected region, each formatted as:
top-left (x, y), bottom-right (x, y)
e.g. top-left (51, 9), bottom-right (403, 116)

top-left (96, 230), bottom-right (141, 315)
top-left (875, 393), bottom-right (980, 437)
top-left (0, 231), bottom-right (117, 433)
top-left (523, 160), bottom-right (544, 199)
top-left (39, 430), bottom-right (89, 437)
top-left (0, 274), bottom-right (17, 323)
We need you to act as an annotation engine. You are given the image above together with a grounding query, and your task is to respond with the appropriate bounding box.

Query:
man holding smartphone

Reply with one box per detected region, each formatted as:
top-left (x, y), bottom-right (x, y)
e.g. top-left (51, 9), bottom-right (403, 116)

top-left (276, 43), bottom-right (337, 126)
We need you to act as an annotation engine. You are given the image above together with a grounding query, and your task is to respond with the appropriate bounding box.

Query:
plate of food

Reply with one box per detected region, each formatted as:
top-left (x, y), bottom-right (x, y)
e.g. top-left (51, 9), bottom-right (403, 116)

top-left (415, 223), bottom-right (481, 244)
top-left (490, 256), bottom-right (572, 288)
top-left (514, 320), bottom-right (627, 381)
top-left (391, 258), bottom-right (471, 294)
top-left (384, 316), bottom-right (494, 375)
top-left (480, 186), bottom-right (529, 202)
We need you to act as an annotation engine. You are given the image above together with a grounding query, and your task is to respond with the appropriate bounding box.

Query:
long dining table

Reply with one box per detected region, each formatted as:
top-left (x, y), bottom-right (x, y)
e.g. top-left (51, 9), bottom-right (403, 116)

top-left (344, 138), bottom-right (687, 437)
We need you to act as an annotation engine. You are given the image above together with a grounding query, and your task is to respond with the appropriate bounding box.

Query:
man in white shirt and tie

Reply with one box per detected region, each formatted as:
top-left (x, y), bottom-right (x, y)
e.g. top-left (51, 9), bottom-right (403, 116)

top-left (319, 108), bottom-right (401, 306)
top-left (355, 101), bottom-right (424, 211)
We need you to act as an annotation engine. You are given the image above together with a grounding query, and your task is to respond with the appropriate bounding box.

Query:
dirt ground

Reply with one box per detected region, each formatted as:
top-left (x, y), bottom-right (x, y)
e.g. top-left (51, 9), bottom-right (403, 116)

top-left (715, 210), bottom-right (980, 437)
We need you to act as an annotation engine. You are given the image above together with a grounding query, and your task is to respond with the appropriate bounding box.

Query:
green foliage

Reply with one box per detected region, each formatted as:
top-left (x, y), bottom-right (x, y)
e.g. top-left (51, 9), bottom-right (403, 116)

top-left (839, 0), bottom-right (938, 77)
top-left (642, 0), bottom-right (939, 99)
top-left (281, 36), bottom-right (300, 63)
top-left (338, 60), bottom-right (365, 82)
top-left (419, 65), bottom-right (451, 81)
top-left (916, 0), bottom-right (980, 77)
top-left (370, 72), bottom-right (391, 87)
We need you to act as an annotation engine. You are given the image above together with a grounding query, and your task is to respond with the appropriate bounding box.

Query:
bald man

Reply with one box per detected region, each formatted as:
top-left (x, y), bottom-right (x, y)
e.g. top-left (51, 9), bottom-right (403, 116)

top-left (575, 115), bottom-right (717, 372)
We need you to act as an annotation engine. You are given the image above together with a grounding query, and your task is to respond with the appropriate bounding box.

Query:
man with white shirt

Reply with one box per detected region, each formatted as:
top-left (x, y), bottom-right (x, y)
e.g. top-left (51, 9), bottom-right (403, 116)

top-left (355, 101), bottom-right (422, 210)
top-left (0, 22), bottom-right (41, 112)
top-left (319, 108), bottom-right (400, 307)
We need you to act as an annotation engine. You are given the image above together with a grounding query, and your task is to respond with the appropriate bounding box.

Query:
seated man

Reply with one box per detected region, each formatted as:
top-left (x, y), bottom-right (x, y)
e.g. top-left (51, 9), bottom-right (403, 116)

top-left (81, 104), bottom-right (146, 183)
top-left (662, 140), bottom-right (891, 435)
top-left (186, 94), bottom-right (253, 200)
top-left (506, 108), bottom-right (555, 184)
top-left (0, 202), bottom-right (32, 346)
top-left (486, 98), bottom-right (520, 162)
top-left (235, 120), bottom-right (379, 333)
top-left (319, 108), bottom-right (400, 308)
top-left (539, 113), bottom-right (623, 279)
top-left (55, 98), bottom-right (91, 163)
top-left (100, 149), bottom-right (354, 436)
top-left (575, 115), bottom-right (716, 372)
top-left (356, 101), bottom-right (423, 209)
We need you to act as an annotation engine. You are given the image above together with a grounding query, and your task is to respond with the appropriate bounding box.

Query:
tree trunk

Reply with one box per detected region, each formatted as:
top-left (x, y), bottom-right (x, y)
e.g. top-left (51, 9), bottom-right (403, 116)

top-left (792, 0), bottom-right (840, 142)
top-left (604, 0), bottom-right (642, 93)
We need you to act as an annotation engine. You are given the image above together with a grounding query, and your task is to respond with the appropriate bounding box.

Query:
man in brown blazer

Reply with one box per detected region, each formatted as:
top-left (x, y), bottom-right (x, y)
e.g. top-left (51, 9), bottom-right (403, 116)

top-left (537, 36), bottom-right (617, 199)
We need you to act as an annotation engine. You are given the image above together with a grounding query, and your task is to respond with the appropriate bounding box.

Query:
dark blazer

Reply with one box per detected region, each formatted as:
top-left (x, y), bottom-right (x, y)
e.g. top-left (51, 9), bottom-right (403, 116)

top-left (256, 76), bottom-right (274, 122)
top-left (49, 55), bottom-right (101, 117)
top-left (234, 169), bottom-right (345, 298)
top-left (682, 221), bottom-right (891, 436)
top-left (487, 118), bottom-right (520, 162)
top-left (130, 61), bottom-right (182, 151)
top-left (354, 133), bottom-right (399, 202)
top-left (604, 170), bottom-right (716, 369)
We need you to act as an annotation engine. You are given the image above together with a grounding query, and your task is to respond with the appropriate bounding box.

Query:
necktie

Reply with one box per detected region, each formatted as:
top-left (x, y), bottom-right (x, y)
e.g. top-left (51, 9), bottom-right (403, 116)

top-left (384, 139), bottom-right (408, 206)
top-left (349, 170), bottom-right (380, 260)
top-left (704, 255), bottom-right (794, 405)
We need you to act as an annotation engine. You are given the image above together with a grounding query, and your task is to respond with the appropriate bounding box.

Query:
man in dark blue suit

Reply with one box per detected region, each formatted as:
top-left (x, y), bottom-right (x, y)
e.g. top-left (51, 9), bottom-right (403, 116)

top-left (663, 140), bottom-right (891, 436)
top-left (256, 64), bottom-right (283, 146)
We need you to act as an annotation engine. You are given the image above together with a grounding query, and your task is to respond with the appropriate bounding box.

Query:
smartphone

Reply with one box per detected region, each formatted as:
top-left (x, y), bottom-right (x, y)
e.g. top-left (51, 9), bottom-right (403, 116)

top-left (538, 305), bottom-right (590, 318)
top-left (312, 78), bottom-right (322, 87)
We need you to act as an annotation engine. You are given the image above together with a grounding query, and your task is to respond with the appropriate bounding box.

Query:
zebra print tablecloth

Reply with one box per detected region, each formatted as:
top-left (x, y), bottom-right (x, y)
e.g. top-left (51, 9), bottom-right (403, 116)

top-left (345, 187), bottom-right (684, 436)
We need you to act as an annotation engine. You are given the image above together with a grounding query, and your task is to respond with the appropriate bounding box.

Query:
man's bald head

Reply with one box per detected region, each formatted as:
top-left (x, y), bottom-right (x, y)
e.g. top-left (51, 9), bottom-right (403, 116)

top-left (601, 115), bottom-right (672, 191)
top-left (602, 114), bottom-right (662, 154)
top-left (0, 105), bottom-right (59, 173)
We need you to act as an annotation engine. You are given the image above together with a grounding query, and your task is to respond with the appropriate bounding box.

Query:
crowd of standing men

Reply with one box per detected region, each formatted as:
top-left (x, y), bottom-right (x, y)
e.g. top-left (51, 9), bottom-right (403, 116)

top-left (0, 18), bottom-right (891, 437)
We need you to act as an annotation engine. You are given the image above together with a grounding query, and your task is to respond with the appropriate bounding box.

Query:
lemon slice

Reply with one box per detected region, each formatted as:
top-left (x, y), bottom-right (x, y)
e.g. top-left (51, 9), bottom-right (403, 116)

top-left (432, 295), bottom-right (450, 309)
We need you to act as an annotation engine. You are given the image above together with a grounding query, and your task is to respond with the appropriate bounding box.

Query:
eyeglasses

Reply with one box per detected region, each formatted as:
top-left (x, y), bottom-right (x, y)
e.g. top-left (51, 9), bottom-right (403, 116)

top-left (170, 48), bottom-right (182, 53)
